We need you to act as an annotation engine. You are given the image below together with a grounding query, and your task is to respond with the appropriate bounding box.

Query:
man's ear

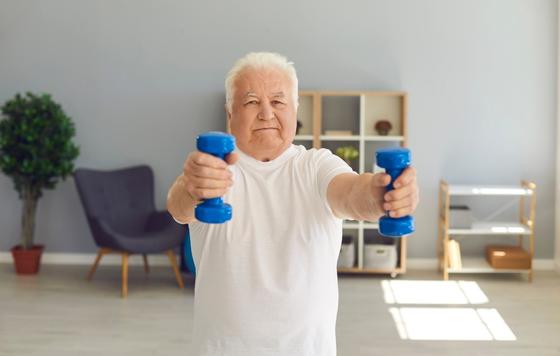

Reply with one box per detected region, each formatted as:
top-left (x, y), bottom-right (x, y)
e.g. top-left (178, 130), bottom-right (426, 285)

top-left (225, 104), bottom-right (232, 133)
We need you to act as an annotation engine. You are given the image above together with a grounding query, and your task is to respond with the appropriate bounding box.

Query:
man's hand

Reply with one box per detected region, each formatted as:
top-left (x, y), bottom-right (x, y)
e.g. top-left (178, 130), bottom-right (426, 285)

top-left (181, 151), bottom-right (238, 201)
top-left (381, 167), bottom-right (419, 218)
top-left (167, 151), bottom-right (238, 224)
top-left (327, 167), bottom-right (419, 222)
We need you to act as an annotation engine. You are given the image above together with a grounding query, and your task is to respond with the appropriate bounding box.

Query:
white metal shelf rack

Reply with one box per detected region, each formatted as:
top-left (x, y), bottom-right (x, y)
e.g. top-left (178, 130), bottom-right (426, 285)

top-left (437, 180), bottom-right (536, 281)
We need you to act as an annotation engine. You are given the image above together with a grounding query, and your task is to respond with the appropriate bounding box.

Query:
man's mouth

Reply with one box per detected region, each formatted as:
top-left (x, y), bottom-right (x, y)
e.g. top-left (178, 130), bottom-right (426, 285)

top-left (254, 127), bottom-right (278, 131)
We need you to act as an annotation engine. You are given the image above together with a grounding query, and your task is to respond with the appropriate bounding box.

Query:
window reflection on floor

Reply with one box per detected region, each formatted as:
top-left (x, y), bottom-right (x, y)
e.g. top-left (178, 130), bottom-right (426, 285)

top-left (382, 280), bottom-right (516, 341)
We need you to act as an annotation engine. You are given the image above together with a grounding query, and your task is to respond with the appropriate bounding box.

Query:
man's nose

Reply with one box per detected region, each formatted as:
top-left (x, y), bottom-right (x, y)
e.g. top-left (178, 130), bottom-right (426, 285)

top-left (258, 101), bottom-right (274, 120)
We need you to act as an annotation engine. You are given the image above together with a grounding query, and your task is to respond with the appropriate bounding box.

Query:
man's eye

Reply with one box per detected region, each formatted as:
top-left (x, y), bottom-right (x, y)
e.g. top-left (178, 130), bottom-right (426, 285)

top-left (272, 100), bottom-right (285, 105)
top-left (245, 101), bottom-right (258, 105)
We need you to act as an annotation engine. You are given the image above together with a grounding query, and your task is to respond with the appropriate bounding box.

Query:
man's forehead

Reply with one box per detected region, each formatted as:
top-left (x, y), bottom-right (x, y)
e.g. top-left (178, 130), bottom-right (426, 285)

top-left (235, 68), bottom-right (292, 95)
top-left (245, 91), bottom-right (286, 98)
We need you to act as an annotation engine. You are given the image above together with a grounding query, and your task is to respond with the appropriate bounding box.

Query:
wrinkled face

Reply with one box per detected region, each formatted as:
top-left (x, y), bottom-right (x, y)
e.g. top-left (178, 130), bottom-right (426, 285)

top-left (227, 68), bottom-right (298, 161)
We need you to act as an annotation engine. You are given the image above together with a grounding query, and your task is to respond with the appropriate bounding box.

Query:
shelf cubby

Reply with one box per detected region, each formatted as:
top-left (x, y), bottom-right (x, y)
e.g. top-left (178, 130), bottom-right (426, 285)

top-left (363, 94), bottom-right (405, 137)
top-left (321, 95), bottom-right (360, 136)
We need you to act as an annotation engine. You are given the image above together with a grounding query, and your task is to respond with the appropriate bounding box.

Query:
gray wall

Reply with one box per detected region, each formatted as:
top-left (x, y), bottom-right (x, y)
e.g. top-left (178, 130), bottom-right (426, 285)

top-left (0, 0), bottom-right (557, 258)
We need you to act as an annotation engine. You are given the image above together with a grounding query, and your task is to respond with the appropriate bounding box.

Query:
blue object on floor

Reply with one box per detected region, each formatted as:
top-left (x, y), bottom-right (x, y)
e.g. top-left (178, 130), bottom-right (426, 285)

top-left (183, 226), bottom-right (196, 277)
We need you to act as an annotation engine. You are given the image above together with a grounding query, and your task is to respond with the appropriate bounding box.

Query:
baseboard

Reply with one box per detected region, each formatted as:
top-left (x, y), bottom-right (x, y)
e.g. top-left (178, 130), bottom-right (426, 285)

top-left (406, 258), bottom-right (556, 271)
top-left (0, 253), bottom-right (556, 271)
top-left (0, 251), bottom-right (174, 267)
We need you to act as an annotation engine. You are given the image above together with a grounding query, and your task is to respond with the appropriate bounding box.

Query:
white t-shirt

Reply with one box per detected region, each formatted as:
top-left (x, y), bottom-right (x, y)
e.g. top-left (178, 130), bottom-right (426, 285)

top-left (189, 144), bottom-right (354, 356)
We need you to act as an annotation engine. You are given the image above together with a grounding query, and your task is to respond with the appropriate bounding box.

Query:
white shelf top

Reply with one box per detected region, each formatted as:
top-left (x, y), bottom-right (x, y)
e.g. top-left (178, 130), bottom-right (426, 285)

top-left (448, 222), bottom-right (531, 235)
top-left (318, 135), bottom-right (404, 142)
top-left (343, 222), bottom-right (360, 229)
top-left (447, 185), bottom-right (533, 196)
top-left (363, 135), bottom-right (404, 142)
top-left (448, 257), bottom-right (530, 274)
top-left (320, 135), bottom-right (360, 141)
top-left (294, 135), bottom-right (313, 140)
top-left (364, 222), bottom-right (379, 229)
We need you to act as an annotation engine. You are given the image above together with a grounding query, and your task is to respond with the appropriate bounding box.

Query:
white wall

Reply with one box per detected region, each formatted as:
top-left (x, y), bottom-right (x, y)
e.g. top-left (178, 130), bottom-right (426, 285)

top-left (0, 0), bottom-right (557, 259)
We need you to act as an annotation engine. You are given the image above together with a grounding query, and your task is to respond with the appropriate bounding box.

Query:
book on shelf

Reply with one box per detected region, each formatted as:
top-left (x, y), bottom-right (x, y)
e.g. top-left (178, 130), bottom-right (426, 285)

top-left (447, 240), bottom-right (462, 269)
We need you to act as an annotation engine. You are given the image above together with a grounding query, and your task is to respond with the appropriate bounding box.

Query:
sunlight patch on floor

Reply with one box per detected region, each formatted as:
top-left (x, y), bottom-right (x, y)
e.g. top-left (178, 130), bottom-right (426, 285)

top-left (383, 280), bottom-right (516, 341)
top-left (389, 307), bottom-right (516, 341)
top-left (382, 280), bottom-right (489, 305)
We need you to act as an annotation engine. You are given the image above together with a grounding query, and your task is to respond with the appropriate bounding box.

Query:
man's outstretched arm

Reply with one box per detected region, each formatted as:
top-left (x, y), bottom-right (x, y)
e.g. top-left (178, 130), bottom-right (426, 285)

top-left (326, 168), bottom-right (419, 222)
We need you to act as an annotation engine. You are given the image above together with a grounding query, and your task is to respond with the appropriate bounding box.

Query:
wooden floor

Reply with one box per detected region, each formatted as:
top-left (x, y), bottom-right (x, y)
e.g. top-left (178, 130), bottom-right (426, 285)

top-left (0, 263), bottom-right (559, 356)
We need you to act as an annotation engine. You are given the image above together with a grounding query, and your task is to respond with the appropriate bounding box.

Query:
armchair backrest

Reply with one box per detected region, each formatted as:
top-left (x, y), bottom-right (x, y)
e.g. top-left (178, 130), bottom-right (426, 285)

top-left (74, 165), bottom-right (156, 236)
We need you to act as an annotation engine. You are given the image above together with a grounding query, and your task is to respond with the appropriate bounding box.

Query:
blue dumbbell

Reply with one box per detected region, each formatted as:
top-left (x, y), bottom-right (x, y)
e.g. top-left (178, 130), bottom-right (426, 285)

top-left (194, 132), bottom-right (236, 224)
top-left (376, 147), bottom-right (415, 237)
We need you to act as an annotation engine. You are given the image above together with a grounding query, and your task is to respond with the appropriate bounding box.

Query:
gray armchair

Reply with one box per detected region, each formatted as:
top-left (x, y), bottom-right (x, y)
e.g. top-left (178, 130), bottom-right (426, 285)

top-left (74, 165), bottom-right (186, 297)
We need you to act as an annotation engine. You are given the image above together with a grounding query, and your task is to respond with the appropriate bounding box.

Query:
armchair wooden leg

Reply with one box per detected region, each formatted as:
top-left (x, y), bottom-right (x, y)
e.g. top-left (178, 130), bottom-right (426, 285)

top-left (142, 254), bottom-right (149, 274)
top-left (87, 248), bottom-right (111, 280)
top-left (166, 250), bottom-right (184, 289)
top-left (122, 252), bottom-right (129, 298)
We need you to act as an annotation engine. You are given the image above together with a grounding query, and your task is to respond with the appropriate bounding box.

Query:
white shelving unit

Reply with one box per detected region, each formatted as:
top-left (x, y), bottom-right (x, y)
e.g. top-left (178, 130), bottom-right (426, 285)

top-left (438, 180), bottom-right (537, 281)
top-left (295, 90), bottom-right (409, 277)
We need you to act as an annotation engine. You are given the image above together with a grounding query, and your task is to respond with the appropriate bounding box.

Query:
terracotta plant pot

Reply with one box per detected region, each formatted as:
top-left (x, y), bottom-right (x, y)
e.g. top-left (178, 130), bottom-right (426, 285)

top-left (11, 244), bottom-right (44, 275)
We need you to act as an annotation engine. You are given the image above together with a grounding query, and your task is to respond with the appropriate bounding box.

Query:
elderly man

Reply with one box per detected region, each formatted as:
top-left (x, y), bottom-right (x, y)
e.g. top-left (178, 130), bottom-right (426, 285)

top-left (167, 52), bottom-right (419, 356)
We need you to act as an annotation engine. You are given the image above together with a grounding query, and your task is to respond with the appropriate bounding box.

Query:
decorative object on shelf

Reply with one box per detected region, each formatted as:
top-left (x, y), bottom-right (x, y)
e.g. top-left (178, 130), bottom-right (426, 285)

top-left (0, 92), bottom-right (80, 274)
top-left (364, 235), bottom-right (398, 270)
top-left (374, 120), bottom-right (392, 135)
top-left (486, 245), bottom-right (531, 269)
top-left (335, 146), bottom-right (359, 166)
top-left (296, 119), bottom-right (303, 135)
top-left (447, 240), bottom-right (462, 269)
top-left (325, 130), bottom-right (353, 136)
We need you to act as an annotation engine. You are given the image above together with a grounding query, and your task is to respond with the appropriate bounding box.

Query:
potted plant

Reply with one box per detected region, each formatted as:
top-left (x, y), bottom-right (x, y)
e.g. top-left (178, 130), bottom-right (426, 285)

top-left (0, 92), bottom-right (79, 274)
top-left (335, 146), bottom-right (359, 166)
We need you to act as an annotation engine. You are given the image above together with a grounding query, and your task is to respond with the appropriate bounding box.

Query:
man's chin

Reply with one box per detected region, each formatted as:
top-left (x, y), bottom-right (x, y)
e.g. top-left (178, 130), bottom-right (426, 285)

top-left (246, 137), bottom-right (290, 152)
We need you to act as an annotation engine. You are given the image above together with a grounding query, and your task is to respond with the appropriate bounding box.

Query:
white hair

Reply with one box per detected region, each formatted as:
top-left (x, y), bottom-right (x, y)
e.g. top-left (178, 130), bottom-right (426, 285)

top-left (225, 52), bottom-right (298, 112)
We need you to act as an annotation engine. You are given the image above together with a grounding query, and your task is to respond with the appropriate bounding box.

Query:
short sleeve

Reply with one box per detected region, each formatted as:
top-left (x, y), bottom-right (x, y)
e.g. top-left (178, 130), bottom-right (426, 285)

top-left (313, 148), bottom-right (357, 216)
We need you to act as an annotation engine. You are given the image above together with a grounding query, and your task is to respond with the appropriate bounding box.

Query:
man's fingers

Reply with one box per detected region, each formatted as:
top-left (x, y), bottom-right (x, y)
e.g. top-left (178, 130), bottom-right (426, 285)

top-left (393, 166), bottom-right (416, 189)
top-left (384, 183), bottom-right (414, 202)
top-left (189, 176), bottom-right (233, 190)
top-left (383, 191), bottom-right (418, 211)
top-left (372, 173), bottom-right (391, 187)
top-left (187, 161), bottom-right (232, 180)
top-left (189, 152), bottom-right (228, 169)
top-left (181, 150), bottom-right (236, 201)
top-left (189, 187), bottom-right (228, 200)
top-left (388, 207), bottom-right (413, 218)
